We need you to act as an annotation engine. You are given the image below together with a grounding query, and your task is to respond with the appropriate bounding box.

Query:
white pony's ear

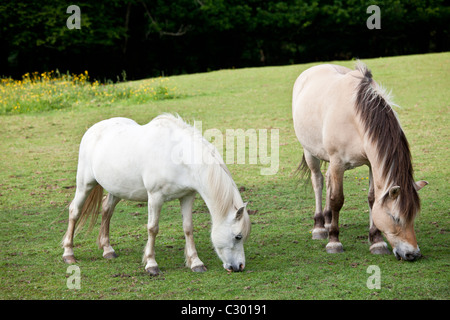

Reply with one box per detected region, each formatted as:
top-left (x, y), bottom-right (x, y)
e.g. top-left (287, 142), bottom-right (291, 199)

top-left (236, 204), bottom-right (246, 220)
top-left (415, 180), bottom-right (428, 191)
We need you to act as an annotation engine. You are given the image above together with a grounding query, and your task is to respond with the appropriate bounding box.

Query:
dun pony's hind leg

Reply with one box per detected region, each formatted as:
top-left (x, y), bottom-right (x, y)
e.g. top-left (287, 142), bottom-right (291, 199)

top-left (98, 193), bottom-right (121, 259)
top-left (180, 193), bottom-right (207, 272)
top-left (304, 151), bottom-right (327, 239)
top-left (367, 167), bottom-right (390, 255)
top-left (324, 162), bottom-right (344, 253)
top-left (143, 193), bottom-right (163, 276)
top-left (62, 184), bottom-right (96, 263)
top-left (323, 166), bottom-right (332, 231)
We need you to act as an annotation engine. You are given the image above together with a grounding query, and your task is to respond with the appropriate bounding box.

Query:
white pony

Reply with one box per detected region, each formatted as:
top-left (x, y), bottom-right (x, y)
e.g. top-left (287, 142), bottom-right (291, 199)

top-left (62, 114), bottom-right (251, 275)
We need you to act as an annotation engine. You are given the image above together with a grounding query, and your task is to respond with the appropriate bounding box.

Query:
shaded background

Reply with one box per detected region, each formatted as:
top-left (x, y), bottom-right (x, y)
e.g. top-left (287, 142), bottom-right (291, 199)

top-left (1, 0), bottom-right (449, 81)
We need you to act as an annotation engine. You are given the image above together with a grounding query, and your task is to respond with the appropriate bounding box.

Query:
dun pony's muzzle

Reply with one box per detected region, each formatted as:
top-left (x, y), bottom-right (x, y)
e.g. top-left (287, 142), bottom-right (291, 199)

top-left (393, 246), bottom-right (421, 261)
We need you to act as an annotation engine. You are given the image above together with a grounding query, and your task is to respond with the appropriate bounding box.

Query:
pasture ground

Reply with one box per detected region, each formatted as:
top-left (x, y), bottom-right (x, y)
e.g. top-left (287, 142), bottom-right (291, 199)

top-left (0, 53), bottom-right (449, 300)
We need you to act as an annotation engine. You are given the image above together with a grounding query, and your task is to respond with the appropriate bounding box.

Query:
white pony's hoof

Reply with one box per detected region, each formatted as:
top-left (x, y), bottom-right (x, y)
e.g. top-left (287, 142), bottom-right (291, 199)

top-left (103, 252), bottom-right (118, 259)
top-left (146, 266), bottom-right (162, 276)
top-left (63, 255), bottom-right (76, 264)
top-left (312, 228), bottom-right (328, 239)
top-left (326, 242), bottom-right (344, 253)
top-left (191, 265), bottom-right (207, 273)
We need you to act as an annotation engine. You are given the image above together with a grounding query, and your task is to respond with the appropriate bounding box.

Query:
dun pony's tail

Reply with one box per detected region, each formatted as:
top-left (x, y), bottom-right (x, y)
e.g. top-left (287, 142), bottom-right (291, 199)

top-left (294, 154), bottom-right (326, 188)
top-left (74, 184), bottom-right (104, 236)
top-left (295, 153), bottom-right (311, 182)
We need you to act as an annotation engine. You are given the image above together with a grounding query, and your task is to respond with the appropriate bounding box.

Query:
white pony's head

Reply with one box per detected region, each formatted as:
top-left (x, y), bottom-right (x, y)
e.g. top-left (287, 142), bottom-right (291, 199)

top-left (211, 204), bottom-right (251, 272)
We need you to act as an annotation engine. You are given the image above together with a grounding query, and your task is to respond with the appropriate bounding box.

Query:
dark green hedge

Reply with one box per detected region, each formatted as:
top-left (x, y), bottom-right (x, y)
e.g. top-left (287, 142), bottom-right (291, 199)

top-left (1, 0), bottom-right (449, 80)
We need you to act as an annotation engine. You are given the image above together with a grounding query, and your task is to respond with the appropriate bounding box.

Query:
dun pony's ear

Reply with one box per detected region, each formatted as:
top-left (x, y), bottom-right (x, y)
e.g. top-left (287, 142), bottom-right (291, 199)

top-left (235, 203), bottom-right (247, 221)
top-left (389, 186), bottom-right (401, 199)
top-left (415, 180), bottom-right (428, 191)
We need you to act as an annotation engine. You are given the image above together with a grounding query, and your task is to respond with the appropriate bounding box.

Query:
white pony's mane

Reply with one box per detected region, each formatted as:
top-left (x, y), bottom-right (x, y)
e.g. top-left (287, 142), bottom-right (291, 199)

top-left (153, 113), bottom-right (242, 221)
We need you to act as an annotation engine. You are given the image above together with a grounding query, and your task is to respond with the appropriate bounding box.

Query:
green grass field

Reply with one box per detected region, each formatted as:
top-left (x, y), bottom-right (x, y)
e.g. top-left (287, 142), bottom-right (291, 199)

top-left (0, 53), bottom-right (449, 300)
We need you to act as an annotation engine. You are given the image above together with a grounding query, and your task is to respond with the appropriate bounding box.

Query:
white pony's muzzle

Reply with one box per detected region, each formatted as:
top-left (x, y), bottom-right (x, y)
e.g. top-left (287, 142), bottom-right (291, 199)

top-left (224, 263), bottom-right (245, 272)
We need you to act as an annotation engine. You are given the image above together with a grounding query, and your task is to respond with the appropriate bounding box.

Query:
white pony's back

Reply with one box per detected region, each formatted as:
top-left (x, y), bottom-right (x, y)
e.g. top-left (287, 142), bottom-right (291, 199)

top-left (78, 114), bottom-right (222, 202)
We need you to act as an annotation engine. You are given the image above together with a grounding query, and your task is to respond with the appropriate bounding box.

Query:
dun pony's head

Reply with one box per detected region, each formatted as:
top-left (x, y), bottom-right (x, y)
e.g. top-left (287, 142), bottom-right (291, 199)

top-left (371, 181), bottom-right (427, 261)
top-left (211, 204), bottom-right (251, 272)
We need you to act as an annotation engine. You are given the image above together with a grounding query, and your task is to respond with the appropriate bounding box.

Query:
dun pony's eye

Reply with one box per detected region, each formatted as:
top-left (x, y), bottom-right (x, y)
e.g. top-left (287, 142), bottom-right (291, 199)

top-left (388, 212), bottom-right (400, 224)
top-left (235, 234), bottom-right (242, 241)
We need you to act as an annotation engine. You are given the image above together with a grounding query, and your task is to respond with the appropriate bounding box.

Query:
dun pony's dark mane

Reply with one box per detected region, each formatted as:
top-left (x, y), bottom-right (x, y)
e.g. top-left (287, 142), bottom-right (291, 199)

top-left (354, 63), bottom-right (420, 223)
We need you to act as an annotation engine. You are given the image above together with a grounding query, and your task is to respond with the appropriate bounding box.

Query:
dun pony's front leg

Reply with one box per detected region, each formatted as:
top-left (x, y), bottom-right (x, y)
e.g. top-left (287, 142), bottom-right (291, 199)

top-left (180, 194), bottom-right (207, 272)
top-left (367, 168), bottom-right (390, 255)
top-left (143, 193), bottom-right (163, 276)
top-left (324, 163), bottom-right (344, 253)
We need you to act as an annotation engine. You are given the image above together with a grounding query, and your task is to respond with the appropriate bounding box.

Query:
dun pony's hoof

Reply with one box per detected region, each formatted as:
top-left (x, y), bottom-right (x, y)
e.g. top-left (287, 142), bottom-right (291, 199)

top-left (103, 252), bottom-right (118, 259)
top-left (312, 228), bottom-right (328, 240)
top-left (326, 242), bottom-right (344, 253)
top-left (146, 266), bottom-right (162, 276)
top-left (191, 265), bottom-right (207, 273)
top-left (63, 255), bottom-right (77, 264)
top-left (370, 242), bottom-right (391, 255)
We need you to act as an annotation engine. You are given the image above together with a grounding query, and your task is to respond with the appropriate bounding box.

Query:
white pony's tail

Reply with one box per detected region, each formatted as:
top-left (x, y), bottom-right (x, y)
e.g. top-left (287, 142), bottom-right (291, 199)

top-left (74, 184), bottom-right (104, 235)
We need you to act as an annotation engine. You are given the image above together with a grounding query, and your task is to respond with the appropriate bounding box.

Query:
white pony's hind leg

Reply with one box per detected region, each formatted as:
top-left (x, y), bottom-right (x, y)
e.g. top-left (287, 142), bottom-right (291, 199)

top-left (98, 193), bottom-right (121, 259)
top-left (143, 193), bottom-right (163, 276)
top-left (180, 194), bottom-right (207, 272)
top-left (62, 185), bottom-right (95, 263)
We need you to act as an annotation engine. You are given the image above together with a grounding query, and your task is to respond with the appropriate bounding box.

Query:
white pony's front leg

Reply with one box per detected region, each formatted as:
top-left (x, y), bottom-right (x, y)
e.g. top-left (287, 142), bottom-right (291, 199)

top-left (180, 194), bottom-right (207, 272)
top-left (143, 193), bottom-right (163, 276)
top-left (62, 203), bottom-right (78, 263)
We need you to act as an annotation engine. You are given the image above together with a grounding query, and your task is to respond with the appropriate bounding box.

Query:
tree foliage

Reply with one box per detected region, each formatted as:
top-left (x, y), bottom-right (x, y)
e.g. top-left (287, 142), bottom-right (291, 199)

top-left (1, 0), bottom-right (449, 80)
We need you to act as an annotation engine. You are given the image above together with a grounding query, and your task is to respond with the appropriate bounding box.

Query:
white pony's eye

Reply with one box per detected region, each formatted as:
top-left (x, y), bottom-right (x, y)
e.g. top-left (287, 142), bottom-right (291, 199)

top-left (235, 234), bottom-right (242, 241)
